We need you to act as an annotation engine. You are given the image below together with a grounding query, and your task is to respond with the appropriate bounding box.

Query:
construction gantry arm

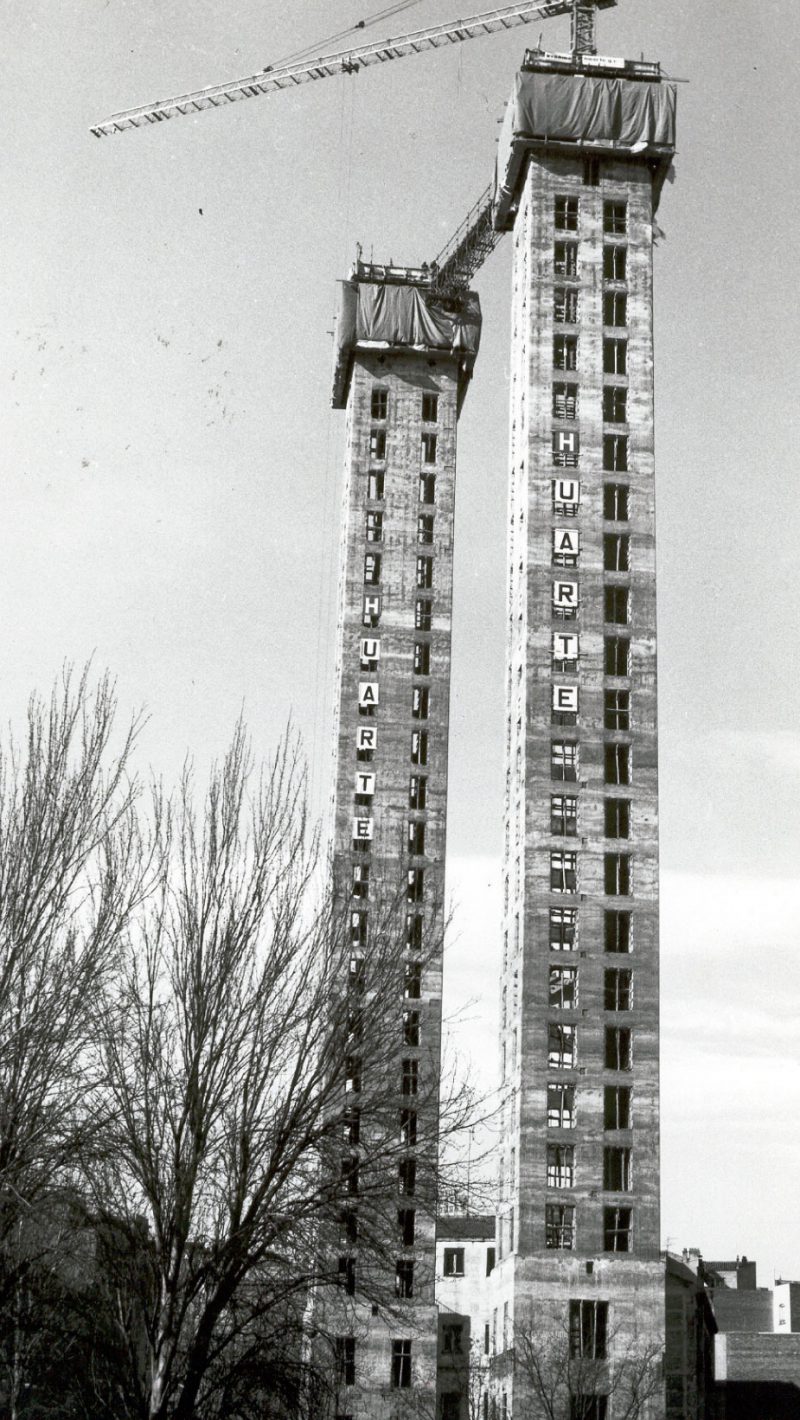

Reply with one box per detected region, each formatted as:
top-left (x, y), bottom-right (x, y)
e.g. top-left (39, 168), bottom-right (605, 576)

top-left (90, 0), bottom-right (616, 138)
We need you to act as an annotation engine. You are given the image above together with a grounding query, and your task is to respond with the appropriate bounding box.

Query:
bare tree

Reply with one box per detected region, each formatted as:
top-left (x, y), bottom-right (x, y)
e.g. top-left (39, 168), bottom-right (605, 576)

top-left (512, 1305), bottom-right (663, 1420)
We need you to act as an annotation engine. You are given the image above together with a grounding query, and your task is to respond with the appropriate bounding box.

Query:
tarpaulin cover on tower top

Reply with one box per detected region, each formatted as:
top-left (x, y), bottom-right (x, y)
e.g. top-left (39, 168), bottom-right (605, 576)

top-left (493, 70), bottom-right (677, 226)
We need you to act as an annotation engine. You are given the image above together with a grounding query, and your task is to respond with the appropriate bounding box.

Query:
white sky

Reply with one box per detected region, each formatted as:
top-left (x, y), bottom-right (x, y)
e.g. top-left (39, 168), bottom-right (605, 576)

top-left (3, 0), bottom-right (800, 1281)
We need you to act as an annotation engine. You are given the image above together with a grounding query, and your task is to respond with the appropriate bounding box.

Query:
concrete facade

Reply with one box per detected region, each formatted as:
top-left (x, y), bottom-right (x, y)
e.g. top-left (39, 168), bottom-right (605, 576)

top-left (436, 1216), bottom-right (497, 1420)
top-left (493, 55), bottom-right (675, 1420)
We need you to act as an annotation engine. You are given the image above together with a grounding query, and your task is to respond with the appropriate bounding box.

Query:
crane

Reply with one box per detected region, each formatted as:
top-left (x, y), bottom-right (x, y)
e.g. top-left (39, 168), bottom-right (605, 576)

top-left (90, 0), bottom-right (617, 138)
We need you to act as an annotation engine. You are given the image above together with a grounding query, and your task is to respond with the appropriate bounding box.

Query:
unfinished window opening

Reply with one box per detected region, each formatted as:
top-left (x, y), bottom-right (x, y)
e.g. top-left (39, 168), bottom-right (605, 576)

top-left (345, 1056), bottom-right (362, 1093)
top-left (421, 392), bottom-right (439, 423)
top-left (411, 731), bottom-right (428, 766)
top-left (421, 432), bottom-right (437, 464)
top-left (546, 1143), bottom-right (575, 1188)
top-left (413, 641), bottom-right (430, 676)
top-left (415, 598), bottom-right (432, 631)
top-left (369, 429), bottom-right (386, 461)
top-left (551, 741), bottom-right (578, 783)
top-left (604, 910), bottom-right (632, 954)
top-left (486, 1246), bottom-right (496, 1276)
top-left (402, 1059), bottom-right (419, 1097)
top-left (417, 512), bottom-right (434, 545)
top-left (603, 337), bottom-right (628, 376)
top-left (603, 244), bottom-right (627, 282)
top-left (603, 1205), bottom-right (632, 1252)
top-left (398, 1159), bottom-right (416, 1196)
top-left (547, 1083), bottom-right (576, 1128)
top-left (391, 1339), bottom-right (412, 1389)
top-left (351, 864), bottom-right (369, 900)
top-left (336, 1336), bottom-right (356, 1387)
top-left (553, 382), bottom-right (579, 420)
top-left (419, 473), bottom-right (436, 504)
top-left (545, 1203), bottom-right (575, 1250)
top-left (604, 200), bottom-right (627, 235)
top-left (554, 195), bottom-right (579, 231)
top-left (407, 821), bottom-right (425, 856)
top-left (551, 795), bottom-right (578, 838)
top-left (604, 799), bottom-right (631, 840)
top-left (554, 241), bottom-right (578, 278)
top-left (554, 335), bottom-right (578, 371)
top-left (603, 1145), bottom-right (632, 1191)
top-left (554, 287), bottom-right (580, 324)
top-left (604, 482), bottom-right (629, 521)
top-left (603, 385), bottom-right (628, 424)
top-left (340, 1209), bottom-right (358, 1245)
top-left (338, 1255), bottom-right (356, 1295)
top-left (443, 1247), bottom-right (465, 1277)
top-left (605, 1026), bottom-right (633, 1071)
top-left (341, 1152), bottom-right (359, 1196)
top-left (550, 851), bottom-right (577, 894)
top-left (411, 687), bottom-right (429, 721)
top-left (604, 1084), bottom-right (632, 1129)
top-left (406, 914), bottom-right (423, 950)
top-left (367, 470), bottom-right (385, 501)
top-left (604, 688), bottom-right (630, 731)
top-left (605, 967), bottom-right (632, 1011)
top-left (416, 555), bottom-right (433, 590)
top-left (398, 1209), bottom-right (416, 1246)
top-left (550, 906), bottom-right (578, 951)
top-left (399, 1109), bottom-right (417, 1147)
top-left (569, 1300), bottom-right (608, 1359)
top-left (604, 533), bottom-right (630, 571)
top-left (604, 852), bottom-right (632, 896)
top-left (350, 912), bottom-right (367, 948)
top-left (407, 868), bottom-right (424, 903)
top-left (603, 434), bottom-right (628, 472)
top-left (395, 1259), bottom-right (414, 1299)
top-left (548, 1022), bottom-right (576, 1070)
top-left (604, 586), bottom-right (629, 625)
top-left (363, 554), bottom-right (381, 586)
top-left (604, 291), bottom-right (628, 328)
top-left (549, 966), bottom-right (578, 1009)
top-left (408, 776), bottom-right (427, 810)
top-left (553, 478), bottom-right (580, 517)
top-left (605, 636), bottom-right (630, 678)
top-left (348, 955), bottom-right (365, 994)
top-left (605, 743), bottom-right (630, 786)
top-left (404, 961), bottom-right (422, 1000)
top-left (403, 1010), bottom-right (420, 1048)
top-left (371, 387), bottom-right (388, 420)
top-left (343, 1107), bottom-right (360, 1146)
top-left (583, 157), bottom-right (601, 186)
top-left (365, 510), bottom-right (383, 543)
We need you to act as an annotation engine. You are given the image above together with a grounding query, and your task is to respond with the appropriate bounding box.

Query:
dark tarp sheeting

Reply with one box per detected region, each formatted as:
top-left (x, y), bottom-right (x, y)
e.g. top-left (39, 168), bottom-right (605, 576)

top-left (332, 280), bottom-right (481, 408)
top-left (494, 70), bottom-right (677, 227)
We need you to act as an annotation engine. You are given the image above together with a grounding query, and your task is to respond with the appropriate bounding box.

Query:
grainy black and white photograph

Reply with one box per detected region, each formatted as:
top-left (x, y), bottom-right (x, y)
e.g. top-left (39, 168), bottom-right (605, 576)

top-left (2, 1), bottom-right (798, 1416)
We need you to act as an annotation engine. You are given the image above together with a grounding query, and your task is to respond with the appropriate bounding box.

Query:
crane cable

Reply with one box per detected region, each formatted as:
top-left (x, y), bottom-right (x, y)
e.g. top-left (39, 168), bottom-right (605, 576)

top-left (263, 0), bottom-right (429, 72)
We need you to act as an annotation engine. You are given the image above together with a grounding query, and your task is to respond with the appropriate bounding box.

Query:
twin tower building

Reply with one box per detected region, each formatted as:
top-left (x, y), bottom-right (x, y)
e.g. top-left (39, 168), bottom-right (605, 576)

top-left (327, 39), bottom-right (677, 1420)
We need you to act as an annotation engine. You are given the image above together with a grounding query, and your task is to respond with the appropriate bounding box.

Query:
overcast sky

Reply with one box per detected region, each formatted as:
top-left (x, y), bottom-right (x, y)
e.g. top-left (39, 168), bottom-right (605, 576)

top-left (3, 0), bottom-right (800, 1281)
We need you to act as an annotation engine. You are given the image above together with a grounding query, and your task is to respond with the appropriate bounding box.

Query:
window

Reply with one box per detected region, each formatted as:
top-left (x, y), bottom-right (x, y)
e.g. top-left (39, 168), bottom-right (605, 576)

top-left (604, 1205), bottom-right (632, 1251)
top-left (416, 556), bottom-right (433, 589)
top-left (604, 799), bottom-right (630, 839)
top-left (571, 1401), bottom-right (608, 1420)
top-left (583, 156), bottom-right (601, 186)
top-left (338, 1255), bottom-right (356, 1295)
top-left (603, 434), bottom-right (628, 472)
top-left (406, 914), bottom-right (423, 952)
top-left (347, 1009), bottom-right (363, 1050)
top-left (547, 1083), bottom-right (575, 1128)
top-left (604, 481), bottom-right (629, 520)
top-left (548, 1022), bottom-right (576, 1069)
top-left (341, 1209), bottom-right (358, 1244)
top-left (605, 637), bottom-right (630, 677)
top-left (369, 428), bottom-right (386, 460)
top-left (547, 1143), bottom-right (575, 1188)
top-left (417, 512), bottom-right (434, 545)
top-left (336, 1336), bottom-right (356, 1387)
top-left (407, 868), bottom-right (424, 903)
top-left (545, 1203), bottom-right (575, 1249)
top-left (486, 1246), bottom-right (496, 1276)
top-left (604, 1145), bottom-right (632, 1191)
top-left (365, 510), bottom-right (383, 542)
top-left (371, 387), bottom-right (388, 419)
top-left (551, 795), bottom-right (578, 837)
top-left (553, 430), bottom-right (579, 467)
top-left (364, 553), bottom-right (381, 586)
top-left (604, 586), bottom-right (629, 625)
top-left (352, 863), bottom-right (369, 898)
top-left (399, 1109), bottom-right (417, 1146)
top-left (442, 1321), bottom-right (465, 1355)
top-left (399, 1159), bottom-right (416, 1196)
top-left (605, 852), bottom-right (631, 896)
top-left (605, 743), bottom-right (630, 785)
top-left (603, 385), bottom-right (627, 423)
top-left (604, 1084), bottom-right (632, 1129)
top-left (551, 741), bottom-right (578, 783)
top-left (341, 1154), bottom-right (359, 1195)
top-left (403, 1011), bottom-right (420, 1048)
top-left (421, 392), bottom-right (439, 422)
top-left (409, 776), bottom-right (427, 810)
top-left (415, 598), bottom-right (432, 631)
top-left (554, 241), bottom-right (578, 278)
top-left (413, 641), bottom-right (430, 676)
top-left (605, 688), bottom-right (630, 731)
top-left (411, 731), bottom-right (428, 766)
top-left (554, 195), bottom-right (579, 231)
top-left (345, 1056), bottom-right (361, 1093)
top-left (605, 1026), bottom-right (633, 1071)
top-left (605, 910), bottom-right (632, 954)
top-left (402, 1059), bottom-right (419, 1096)
top-left (404, 961), bottom-right (422, 1000)
top-left (605, 967), bottom-right (632, 1011)
top-left (604, 200), bottom-right (627, 235)
top-left (554, 287), bottom-right (579, 324)
top-left (421, 432), bottom-right (437, 464)
top-left (408, 820), bottom-right (425, 855)
top-left (442, 1396), bottom-right (461, 1420)
top-left (391, 1339), bottom-right (412, 1389)
top-left (553, 382), bottom-right (579, 420)
top-left (549, 966), bottom-right (578, 1009)
top-left (604, 533), bottom-right (630, 572)
top-left (348, 956), bottom-right (365, 993)
top-left (603, 338), bottom-right (627, 375)
top-left (443, 1246), bottom-right (465, 1276)
top-left (395, 1259), bottom-right (414, 1298)
top-left (343, 1108), bottom-right (360, 1145)
top-left (550, 851), bottom-right (577, 894)
top-left (550, 906), bottom-right (578, 951)
top-left (570, 1300), bottom-right (608, 1359)
top-left (603, 244), bottom-right (627, 282)
top-left (554, 335), bottom-right (578, 371)
top-left (419, 473), bottom-right (436, 504)
top-left (398, 1209), bottom-right (416, 1245)
top-left (412, 687), bottom-right (429, 720)
top-left (604, 292), bottom-right (627, 327)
